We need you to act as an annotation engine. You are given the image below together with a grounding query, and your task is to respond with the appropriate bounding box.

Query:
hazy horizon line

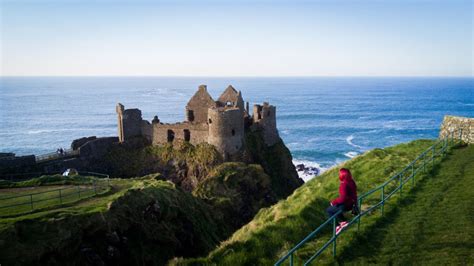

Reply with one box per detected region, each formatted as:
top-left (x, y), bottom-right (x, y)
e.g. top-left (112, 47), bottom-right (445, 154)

top-left (1, 75), bottom-right (473, 78)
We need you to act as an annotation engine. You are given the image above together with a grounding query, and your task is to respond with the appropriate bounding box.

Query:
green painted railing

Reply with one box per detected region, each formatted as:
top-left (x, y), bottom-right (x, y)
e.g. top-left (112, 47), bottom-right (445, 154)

top-left (275, 129), bottom-right (463, 266)
top-left (0, 172), bottom-right (111, 217)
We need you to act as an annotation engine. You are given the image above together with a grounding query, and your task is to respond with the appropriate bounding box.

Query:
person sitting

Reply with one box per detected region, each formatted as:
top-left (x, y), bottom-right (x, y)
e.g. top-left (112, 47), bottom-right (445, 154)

top-left (326, 168), bottom-right (358, 234)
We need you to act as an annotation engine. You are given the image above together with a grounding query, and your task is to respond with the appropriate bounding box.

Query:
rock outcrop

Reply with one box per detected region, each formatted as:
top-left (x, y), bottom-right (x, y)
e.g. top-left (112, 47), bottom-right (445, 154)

top-left (439, 115), bottom-right (474, 144)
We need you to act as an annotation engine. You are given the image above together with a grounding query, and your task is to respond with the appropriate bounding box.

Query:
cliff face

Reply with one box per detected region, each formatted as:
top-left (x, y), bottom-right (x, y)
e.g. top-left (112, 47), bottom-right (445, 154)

top-left (97, 130), bottom-right (303, 198)
top-left (193, 162), bottom-right (277, 229)
top-left (103, 141), bottom-right (224, 192)
top-left (99, 131), bottom-right (302, 230)
top-left (243, 130), bottom-right (304, 198)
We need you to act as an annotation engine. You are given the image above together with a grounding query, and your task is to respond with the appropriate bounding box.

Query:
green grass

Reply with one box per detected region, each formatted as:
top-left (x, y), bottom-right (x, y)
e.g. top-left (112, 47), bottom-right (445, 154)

top-left (176, 139), bottom-right (440, 265)
top-left (0, 178), bottom-right (225, 265)
top-left (336, 144), bottom-right (474, 265)
top-left (0, 175), bottom-right (111, 217)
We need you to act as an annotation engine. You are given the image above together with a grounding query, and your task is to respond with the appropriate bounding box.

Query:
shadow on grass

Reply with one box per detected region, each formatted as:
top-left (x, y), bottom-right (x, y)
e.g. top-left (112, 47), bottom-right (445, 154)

top-left (334, 146), bottom-right (461, 263)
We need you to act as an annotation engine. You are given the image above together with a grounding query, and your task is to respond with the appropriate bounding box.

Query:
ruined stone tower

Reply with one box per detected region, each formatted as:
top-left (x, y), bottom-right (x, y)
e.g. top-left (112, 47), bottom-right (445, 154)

top-left (252, 102), bottom-right (278, 146)
top-left (116, 85), bottom-right (278, 160)
top-left (116, 103), bottom-right (144, 142)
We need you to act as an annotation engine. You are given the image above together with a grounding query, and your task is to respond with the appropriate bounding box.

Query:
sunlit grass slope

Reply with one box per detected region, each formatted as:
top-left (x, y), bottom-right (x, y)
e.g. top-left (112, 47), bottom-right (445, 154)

top-left (337, 144), bottom-right (474, 265)
top-left (177, 139), bottom-right (436, 265)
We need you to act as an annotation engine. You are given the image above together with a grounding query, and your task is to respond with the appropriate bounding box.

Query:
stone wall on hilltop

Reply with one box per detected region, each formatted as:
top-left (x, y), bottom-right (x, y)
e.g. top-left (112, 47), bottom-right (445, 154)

top-left (439, 115), bottom-right (474, 144)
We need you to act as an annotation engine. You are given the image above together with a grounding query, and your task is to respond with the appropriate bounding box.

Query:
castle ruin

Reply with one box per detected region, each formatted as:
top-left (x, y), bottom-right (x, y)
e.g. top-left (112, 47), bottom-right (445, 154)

top-left (116, 85), bottom-right (279, 159)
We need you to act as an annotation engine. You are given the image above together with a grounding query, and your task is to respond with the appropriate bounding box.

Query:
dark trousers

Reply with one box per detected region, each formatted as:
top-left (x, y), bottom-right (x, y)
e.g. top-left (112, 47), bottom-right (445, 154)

top-left (326, 204), bottom-right (346, 223)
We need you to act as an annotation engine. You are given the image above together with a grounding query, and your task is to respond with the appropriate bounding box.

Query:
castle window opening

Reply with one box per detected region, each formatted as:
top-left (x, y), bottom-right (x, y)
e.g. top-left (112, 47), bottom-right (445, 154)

top-left (187, 110), bottom-right (195, 122)
top-left (258, 112), bottom-right (262, 120)
top-left (167, 130), bottom-right (175, 142)
top-left (184, 129), bottom-right (191, 142)
top-left (208, 118), bottom-right (212, 124)
top-left (231, 129), bottom-right (235, 136)
top-left (226, 101), bottom-right (232, 106)
top-left (267, 111), bottom-right (271, 116)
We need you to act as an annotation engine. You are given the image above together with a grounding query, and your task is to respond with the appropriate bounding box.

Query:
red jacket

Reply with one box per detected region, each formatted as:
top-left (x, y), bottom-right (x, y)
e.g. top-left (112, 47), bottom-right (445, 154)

top-left (331, 169), bottom-right (358, 210)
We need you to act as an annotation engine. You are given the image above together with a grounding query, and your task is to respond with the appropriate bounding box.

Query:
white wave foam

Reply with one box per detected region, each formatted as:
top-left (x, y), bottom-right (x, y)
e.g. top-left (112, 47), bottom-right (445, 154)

top-left (346, 135), bottom-right (362, 149)
top-left (27, 129), bottom-right (57, 134)
top-left (344, 151), bottom-right (358, 158)
top-left (27, 128), bottom-right (99, 134)
top-left (293, 159), bottom-right (328, 182)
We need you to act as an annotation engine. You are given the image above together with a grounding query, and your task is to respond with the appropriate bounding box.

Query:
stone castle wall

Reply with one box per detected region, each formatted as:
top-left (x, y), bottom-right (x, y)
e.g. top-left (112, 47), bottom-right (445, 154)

top-left (186, 85), bottom-right (217, 124)
top-left (439, 115), bottom-right (474, 144)
top-left (208, 107), bottom-right (245, 159)
top-left (152, 122), bottom-right (209, 145)
top-left (117, 107), bottom-right (143, 141)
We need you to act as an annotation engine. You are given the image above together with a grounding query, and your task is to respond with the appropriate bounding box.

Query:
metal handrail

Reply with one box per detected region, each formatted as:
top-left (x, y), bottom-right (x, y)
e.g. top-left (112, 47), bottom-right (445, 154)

top-left (275, 129), bottom-right (462, 265)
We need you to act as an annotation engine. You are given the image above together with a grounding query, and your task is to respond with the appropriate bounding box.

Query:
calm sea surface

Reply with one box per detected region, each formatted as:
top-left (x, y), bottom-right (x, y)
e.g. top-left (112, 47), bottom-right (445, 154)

top-left (1, 77), bottom-right (473, 179)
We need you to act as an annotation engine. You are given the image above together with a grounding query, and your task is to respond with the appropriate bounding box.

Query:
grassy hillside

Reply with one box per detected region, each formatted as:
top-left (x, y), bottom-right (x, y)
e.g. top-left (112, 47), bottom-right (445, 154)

top-left (337, 144), bottom-right (474, 265)
top-left (177, 139), bottom-right (438, 265)
top-left (0, 175), bottom-right (111, 217)
top-left (0, 178), bottom-right (227, 265)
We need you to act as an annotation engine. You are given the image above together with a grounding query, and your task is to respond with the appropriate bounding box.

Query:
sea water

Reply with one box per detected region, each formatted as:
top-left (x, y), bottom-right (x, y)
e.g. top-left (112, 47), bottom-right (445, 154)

top-left (1, 77), bottom-right (473, 181)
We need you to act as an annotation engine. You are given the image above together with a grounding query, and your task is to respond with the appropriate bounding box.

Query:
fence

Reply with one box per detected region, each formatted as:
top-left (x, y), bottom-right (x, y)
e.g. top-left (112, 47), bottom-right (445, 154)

top-left (35, 148), bottom-right (80, 163)
top-left (275, 129), bottom-right (462, 266)
top-left (0, 172), bottom-right (111, 217)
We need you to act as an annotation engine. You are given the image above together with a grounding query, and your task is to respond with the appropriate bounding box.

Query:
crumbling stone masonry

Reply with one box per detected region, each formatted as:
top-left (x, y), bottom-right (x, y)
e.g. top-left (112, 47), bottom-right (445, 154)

top-left (439, 115), bottom-right (474, 144)
top-left (116, 85), bottom-right (279, 159)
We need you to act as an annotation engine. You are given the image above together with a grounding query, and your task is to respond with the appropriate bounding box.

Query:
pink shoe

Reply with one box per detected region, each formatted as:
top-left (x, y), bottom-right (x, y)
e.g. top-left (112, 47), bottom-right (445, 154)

top-left (336, 222), bottom-right (348, 235)
top-left (336, 225), bottom-right (342, 235)
top-left (339, 221), bottom-right (348, 227)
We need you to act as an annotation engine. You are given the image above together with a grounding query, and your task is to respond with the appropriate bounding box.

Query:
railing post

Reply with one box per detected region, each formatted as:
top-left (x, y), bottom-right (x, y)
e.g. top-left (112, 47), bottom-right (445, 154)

top-left (432, 146), bottom-right (435, 167)
top-left (357, 199), bottom-right (362, 231)
top-left (30, 194), bottom-right (34, 211)
top-left (289, 253), bottom-right (293, 266)
top-left (442, 139), bottom-right (445, 155)
top-left (381, 187), bottom-right (385, 215)
top-left (411, 164), bottom-right (415, 186)
top-left (59, 189), bottom-right (62, 204)
top-left (423, 155), bottom-right (426, 173)
top-left (333, 217), bottom-right (337, 258)
top-left (399, 174), bottom-right (403, 197)
top-left (77, 186), bottom-right (81, 199)
top-left (93, 180), bottom-right (97, 195)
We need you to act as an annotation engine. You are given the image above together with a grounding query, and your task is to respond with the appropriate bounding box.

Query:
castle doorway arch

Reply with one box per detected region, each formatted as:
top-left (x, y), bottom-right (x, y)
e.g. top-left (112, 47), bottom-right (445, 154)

top-left (184, 129), bottom-right (191, 142)
top-left (167, 130), bottom-right (175, 142)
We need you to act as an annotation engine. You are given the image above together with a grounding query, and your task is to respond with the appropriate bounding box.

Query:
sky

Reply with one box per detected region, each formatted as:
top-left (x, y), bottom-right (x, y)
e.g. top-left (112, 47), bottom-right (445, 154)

top-left (0, 0), bottom-right (472, 77)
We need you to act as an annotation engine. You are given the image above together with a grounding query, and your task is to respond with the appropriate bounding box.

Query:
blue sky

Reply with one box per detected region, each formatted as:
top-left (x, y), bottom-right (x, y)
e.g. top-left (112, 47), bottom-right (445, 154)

top-left (0, 0), bottom-right (472, 76)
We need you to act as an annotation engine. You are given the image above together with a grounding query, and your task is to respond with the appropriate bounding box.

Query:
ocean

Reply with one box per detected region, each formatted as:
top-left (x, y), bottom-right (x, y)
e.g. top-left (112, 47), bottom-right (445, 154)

top-left (1, 77), bottom-right (473, 180)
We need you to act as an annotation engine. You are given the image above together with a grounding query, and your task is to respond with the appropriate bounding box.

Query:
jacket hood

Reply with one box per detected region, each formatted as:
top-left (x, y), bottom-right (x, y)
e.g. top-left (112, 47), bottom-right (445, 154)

top-left (339, 168), bottom-right (352, 182)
